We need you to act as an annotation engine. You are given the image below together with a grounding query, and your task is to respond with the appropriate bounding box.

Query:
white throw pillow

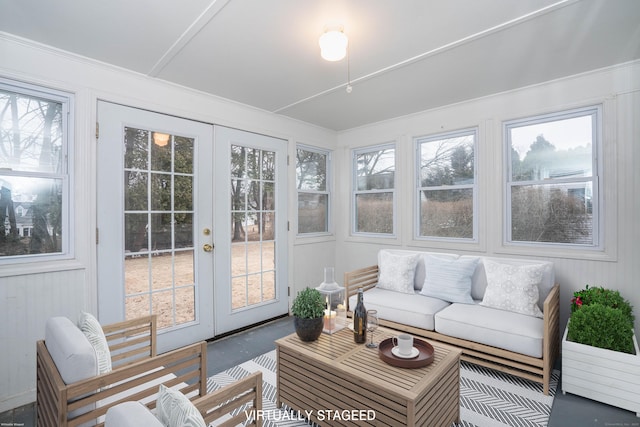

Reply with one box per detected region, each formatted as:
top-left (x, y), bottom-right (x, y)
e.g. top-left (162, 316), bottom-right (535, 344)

top-left (480, 259), bottom-right (545, 318)
top-left (156, 384), bottom-right (206, 427)
top-left (377, 251), bottom-right (420, 294)
top-left (420, 256), bottom-right (479, 304)
top-left (78, 311), bottom-right (112, 374)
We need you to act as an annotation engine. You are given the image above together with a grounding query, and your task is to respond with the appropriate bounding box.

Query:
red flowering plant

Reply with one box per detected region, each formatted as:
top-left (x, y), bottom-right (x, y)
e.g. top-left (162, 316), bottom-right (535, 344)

top-left (568, 284), bottom-right (636, 354)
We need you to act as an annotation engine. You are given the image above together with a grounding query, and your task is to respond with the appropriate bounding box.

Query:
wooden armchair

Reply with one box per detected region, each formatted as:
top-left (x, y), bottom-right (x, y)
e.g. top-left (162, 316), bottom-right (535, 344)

top-left (103, 371), bottom-right (263, 427)
top-left (36, 315), bottom-right (208, 427)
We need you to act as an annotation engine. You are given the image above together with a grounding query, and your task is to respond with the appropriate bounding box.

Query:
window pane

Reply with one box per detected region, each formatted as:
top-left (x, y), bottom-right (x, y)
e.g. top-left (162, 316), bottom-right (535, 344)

top-left (150, 173), bottom-right (171, 211)
top-left (0, 176), bottom-right (63, 256)
top-left (124, 170), bottom-right (148, 211)
top-left (356, 148), bottom-right (395, 190)
top-left (356, 192), bottom-right (393, 234)
top-left (298, 193), bottom-right (328, 233)
top-left (510, 115), bottom-right (593, 182)
top-left (262, 150), bottom-right (275, 180)
top-left (150, 132), bottom-right (172, 172)
top-left (511, 183), bottom-right (593, 244)
top-left (419, 189), bottom-right (473, 238)
top-left (0, 90), bottom-right (63, 173)
top-left (420, 135), bottom-right (474, 186)
top-left (296, 149), bottom-right (327, 191)
top-left (174, 136), bottom-right (193, 174)
top-left (124, 127), bottom-right (149, 170)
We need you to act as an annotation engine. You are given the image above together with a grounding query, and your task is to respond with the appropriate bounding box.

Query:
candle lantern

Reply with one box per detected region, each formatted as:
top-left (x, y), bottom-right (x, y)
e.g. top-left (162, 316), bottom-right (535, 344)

top-left (316, 267), bottom-right (346, 334)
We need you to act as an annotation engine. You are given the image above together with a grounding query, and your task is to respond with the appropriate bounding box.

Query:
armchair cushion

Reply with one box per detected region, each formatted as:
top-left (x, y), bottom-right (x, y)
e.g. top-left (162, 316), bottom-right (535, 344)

top-left (78, 311), bottom-right (112, 374)
top-left (156, 384), bottom-right (206, 427)
top-left (105, 401), bottom-right (163, 427)
top-left (44, 316), bottom-right (98, 384)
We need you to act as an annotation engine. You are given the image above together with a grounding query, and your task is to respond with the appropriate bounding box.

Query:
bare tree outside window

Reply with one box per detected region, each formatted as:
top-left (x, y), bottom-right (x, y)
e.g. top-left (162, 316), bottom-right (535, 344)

top-left (506, 108), bottom-right (598, 246)
top-left (296, 146), bottom-right (329, 234)
top-left (353, 145), bottom-right (395, 235)
top-left (416, 130), bottom-right (476, 239)
top-left (0, 84), bottom-right (69, 259)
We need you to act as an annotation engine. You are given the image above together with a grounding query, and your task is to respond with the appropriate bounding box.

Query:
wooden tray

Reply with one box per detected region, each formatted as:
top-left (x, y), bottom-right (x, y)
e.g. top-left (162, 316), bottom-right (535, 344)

top-left (378, 337), bottom-right (434, 368)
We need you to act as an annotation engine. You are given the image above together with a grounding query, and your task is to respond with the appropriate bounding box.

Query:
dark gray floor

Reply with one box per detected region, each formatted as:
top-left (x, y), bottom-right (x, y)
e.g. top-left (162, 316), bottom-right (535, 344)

top-left (3, 316), bottom-right (638, 426)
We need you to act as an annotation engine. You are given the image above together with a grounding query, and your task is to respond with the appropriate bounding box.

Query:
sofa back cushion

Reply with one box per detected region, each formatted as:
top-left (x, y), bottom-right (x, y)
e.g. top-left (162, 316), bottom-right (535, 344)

top-left (45, 316), bottom-right (98, 384)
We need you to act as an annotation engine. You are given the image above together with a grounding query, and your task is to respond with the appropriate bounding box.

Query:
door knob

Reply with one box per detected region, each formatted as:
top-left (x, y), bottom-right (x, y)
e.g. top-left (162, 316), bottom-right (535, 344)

top-left (203, 243), bottom-right (213, 252)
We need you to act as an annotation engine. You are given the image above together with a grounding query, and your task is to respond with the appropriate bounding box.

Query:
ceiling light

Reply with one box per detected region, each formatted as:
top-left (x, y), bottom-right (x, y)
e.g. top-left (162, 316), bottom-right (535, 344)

top-left (319, 27), bottom-right (348, 61)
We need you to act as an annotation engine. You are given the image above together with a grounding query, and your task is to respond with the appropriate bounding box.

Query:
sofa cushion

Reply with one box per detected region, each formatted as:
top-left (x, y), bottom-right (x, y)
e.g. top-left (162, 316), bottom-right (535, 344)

top-left (480, 259), bottom-right (545, 317)
top-left (45, 317), bottom-right (98, 384)
top-left (420, 256), bottom-right (479, 304)
top-left (105, 401), bottom-right (163, 427)
top-left (414, 251), bottom-right (460, 291)
top-left (156, 384), bottom-right (206, 427)
top-left (349, 288), bottom-right (450, 331)
top-left (377, 250), bottom-right (420, 294)
top-left (435, 303), bottom-right (544, 358)
top-left (466, 256), bottom-right (554, 310)
top-left (78, 311), bottom-right (112, 374)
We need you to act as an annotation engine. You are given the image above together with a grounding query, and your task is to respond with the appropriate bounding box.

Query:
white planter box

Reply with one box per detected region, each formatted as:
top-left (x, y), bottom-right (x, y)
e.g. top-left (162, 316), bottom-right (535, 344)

top-left (562, 325), bottom-right (640, 416)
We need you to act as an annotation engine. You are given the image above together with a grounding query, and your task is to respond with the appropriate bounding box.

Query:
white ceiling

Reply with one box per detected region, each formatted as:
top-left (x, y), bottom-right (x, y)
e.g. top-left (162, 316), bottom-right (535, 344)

top-left (1, 0), bottom-right (639, 131)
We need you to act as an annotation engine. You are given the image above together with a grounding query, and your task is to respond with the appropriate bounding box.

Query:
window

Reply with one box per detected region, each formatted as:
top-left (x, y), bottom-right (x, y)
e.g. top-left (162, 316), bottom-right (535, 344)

top-left (353, 144), bottom-right (395, 235)
top-left (505, 106), bottom-right (600, 247)
top-left (0, 79), bottom-right (72, 261)
top-left (415, 129), bottom-right (476, 240)
top-left (296, 145), bottom-right (330, 235)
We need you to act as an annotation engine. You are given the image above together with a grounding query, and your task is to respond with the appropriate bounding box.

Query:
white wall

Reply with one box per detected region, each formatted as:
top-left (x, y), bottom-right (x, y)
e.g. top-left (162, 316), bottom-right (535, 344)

top-left (0, 34), bottom-right (337, 411)
top-left (334, 61), bottom-right (640, 341)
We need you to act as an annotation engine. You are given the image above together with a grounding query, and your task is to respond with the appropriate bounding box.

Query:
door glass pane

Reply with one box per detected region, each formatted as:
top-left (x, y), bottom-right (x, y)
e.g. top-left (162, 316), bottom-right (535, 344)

top-left (123, 127), bottom-right (196, 329)
top-left (230, 144), bottom-right (277, 310)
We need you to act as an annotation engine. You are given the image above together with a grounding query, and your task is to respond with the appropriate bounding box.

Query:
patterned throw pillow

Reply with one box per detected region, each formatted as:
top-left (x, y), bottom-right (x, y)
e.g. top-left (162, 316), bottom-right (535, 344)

top-left (156, 384), bottom-right (206, 427)
top-left (480, 259), bottom-right (545, 317)
top-left (377, 251), bottom-right (420, 294)
top-left (78, 311), bottom-right (112, 374)
top-left (420, 256), bottom-right (479, 304)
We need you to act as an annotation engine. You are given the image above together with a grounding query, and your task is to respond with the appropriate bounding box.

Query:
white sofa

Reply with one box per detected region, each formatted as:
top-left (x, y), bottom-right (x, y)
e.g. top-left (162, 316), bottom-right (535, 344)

top-left (345, 249), bottom-right (560, 395)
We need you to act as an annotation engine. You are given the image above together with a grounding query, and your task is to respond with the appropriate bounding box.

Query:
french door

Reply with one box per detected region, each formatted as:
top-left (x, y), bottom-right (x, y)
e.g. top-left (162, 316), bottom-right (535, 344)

top-left (96, 102), bottom-right (288, 352)
top-left (212, 126), bottom-right (288, 334)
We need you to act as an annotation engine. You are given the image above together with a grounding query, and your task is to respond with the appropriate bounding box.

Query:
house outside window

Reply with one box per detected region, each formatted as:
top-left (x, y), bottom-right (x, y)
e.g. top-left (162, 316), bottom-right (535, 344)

top-left (296, 145), bottom-right (330, 235)
top-left (415, 128), bottom-right (477, 240)
top-left (505, 106), bottom-right (600, 247)
top-left (0, 79), bottom-right (72, 262)
top-left (352, 144), bottom-right (395, 236)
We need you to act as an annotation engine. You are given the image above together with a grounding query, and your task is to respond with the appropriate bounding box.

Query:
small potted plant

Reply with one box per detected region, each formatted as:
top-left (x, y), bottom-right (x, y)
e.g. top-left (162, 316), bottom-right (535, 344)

top-left (562, 285), bottom-right (639, 415)
top-left (291, 287), bottom-right (325, 342)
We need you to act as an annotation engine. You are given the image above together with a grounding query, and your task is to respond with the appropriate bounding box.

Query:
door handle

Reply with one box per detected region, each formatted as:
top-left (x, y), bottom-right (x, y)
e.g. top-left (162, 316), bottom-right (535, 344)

top-left (203, 243), bottom-right (213, 252)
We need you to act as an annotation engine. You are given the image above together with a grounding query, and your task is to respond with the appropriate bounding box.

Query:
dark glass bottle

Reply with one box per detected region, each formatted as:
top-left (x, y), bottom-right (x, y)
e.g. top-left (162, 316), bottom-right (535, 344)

top-left (353, 288), bottom-right (367, 344)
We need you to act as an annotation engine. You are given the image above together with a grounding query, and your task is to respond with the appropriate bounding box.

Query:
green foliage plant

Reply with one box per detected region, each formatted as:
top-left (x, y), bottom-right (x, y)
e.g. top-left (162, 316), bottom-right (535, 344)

top-left (291, 288), bottom-right (325, 319)
top-left (568, 285), bottom-right (636, 354)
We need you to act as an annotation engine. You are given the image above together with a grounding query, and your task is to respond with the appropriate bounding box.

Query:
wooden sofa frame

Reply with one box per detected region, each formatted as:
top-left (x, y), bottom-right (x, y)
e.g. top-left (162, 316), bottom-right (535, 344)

top-left (36, 315), bottom-right (211, 427)
top-left (344, 265), bottom-right (560, 395)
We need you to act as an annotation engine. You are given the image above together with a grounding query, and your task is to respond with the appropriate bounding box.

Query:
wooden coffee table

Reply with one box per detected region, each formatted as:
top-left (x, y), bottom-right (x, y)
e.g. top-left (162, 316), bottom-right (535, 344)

top-left (276, 327), bottom-right (461, 426)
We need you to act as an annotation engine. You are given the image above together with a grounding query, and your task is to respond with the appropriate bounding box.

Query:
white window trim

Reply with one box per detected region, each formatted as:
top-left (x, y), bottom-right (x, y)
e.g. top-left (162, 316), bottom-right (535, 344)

top-left (413, 127), bottom-right (478, 243)
top-left (295, 143), bottom-right (332, 237)
top-left (0, 78), bottom-right (75, 266)
top-left (503, 105), bottom-right (602, 250)
top-left (351, 143), bottom-right (396, 238)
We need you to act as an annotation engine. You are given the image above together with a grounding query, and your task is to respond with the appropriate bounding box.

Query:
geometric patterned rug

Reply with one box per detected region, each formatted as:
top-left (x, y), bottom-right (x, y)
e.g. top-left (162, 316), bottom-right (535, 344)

top-left (207, 350), bottom-right (559, 427)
